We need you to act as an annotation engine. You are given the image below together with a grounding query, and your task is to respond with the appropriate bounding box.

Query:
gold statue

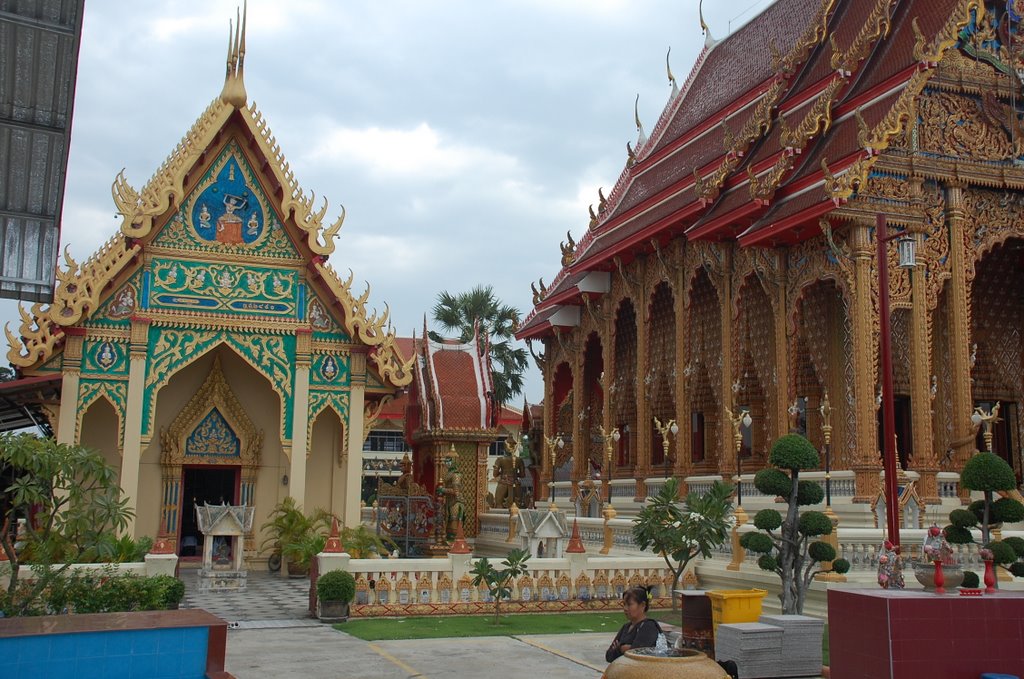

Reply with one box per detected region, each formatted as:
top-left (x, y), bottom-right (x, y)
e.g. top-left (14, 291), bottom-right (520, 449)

top-left (493, 437), bottom-right (526, 509)
top-left (436, 447), bottom-right (465, 541)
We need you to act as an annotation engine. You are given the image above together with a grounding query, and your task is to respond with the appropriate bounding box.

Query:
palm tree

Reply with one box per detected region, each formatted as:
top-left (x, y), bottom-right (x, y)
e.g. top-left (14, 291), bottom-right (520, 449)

top-left (430, 285), bottom-right (528, 405)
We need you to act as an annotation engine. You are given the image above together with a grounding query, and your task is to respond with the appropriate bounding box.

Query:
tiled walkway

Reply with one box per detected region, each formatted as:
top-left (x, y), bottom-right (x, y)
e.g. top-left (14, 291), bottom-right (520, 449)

top-left (180, 567), bottom-right (318, 628)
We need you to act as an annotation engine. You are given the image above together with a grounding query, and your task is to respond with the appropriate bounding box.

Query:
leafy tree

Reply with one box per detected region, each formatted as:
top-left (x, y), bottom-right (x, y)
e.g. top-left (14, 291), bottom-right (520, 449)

top-left (1, 434), bottom-right (133, 615)
top-left (469, 547), bottom-right (530, 624)
top-left (739, 434), bottom-right (850, 614)
top-left (430, 284), bottom-right (529, 405)
top-left (943, 452), bottom-right (1024, 580)
top-left (632, 477), bottom-right (734, 611)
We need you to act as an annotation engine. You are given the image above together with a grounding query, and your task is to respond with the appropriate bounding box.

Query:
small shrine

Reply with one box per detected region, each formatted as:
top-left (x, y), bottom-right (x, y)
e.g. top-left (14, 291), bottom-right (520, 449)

top-left (195, 502), bottom-right (255, 592)
top-left (515, 507), bottom-right (570, 558)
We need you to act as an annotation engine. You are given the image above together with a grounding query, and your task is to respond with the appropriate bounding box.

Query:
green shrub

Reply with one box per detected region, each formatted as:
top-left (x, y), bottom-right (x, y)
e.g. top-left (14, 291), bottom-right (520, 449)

top-left (753, 509), bottom-right (782, 531)
top-left (992, 497), bottom-right (1024, 524)
top-left (948, 509), bottom-right (978, 528)
top-left (754, 468), bottom-right (791, 496)
top-left (151, 574), bottom-right (185, 608)
top-left (769, 434), bottom-right (819, 470)
top-left (796, 481), bottom-right (824, 506)
top-left (798, 511), bottom-right (832, 537)
top-left (943, 525), bottom-right (974, 544)
top-left (807, 541), bottom-right (835, 562)
top-left (739, 532), bottom-right (773, 553)
top-left (961, 452), bottom-right (1017, 491)
top-left (1002, 536), bottom-right (1024, 558)
top-left (986, 540), bottom-right (1017, 565)
top-left (960, 570), bottom-right (980, 588)
top-left (317, 570), bottom-right (355, 603)
top-left (1010, 562), bottom-right (1024, 578)
top-left (832, 558), bottom-right (851, 574)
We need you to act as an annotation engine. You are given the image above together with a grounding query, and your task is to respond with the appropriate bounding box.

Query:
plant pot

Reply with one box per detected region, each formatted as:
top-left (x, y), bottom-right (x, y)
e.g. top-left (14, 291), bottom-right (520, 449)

top-left (287, 559), bottom-right (310, 578)
top-left (318, 599), bottom-right (349, 622)
top-left (912, 562), bottom-right (963, 591)
top-left (605, 648), bottom-right (727, 679)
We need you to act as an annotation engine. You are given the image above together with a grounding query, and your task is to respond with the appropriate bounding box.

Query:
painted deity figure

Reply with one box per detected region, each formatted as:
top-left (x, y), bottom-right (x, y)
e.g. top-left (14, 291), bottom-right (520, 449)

top-left (216, 194), bottom-right (246, 244)
top-left (492, 437), bottom-right (525, 509)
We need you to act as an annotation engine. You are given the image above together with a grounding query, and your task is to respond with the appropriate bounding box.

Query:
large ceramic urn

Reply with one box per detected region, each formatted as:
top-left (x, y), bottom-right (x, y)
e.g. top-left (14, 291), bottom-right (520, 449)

top-left (604, 648), bottom-right (729, 679)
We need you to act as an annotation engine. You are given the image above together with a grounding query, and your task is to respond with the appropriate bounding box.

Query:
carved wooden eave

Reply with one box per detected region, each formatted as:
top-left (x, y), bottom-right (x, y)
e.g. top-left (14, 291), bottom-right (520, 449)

top-left (829, 0), bottom-right (897, 76)
top-left (159, 355), bottom-right (263, 469)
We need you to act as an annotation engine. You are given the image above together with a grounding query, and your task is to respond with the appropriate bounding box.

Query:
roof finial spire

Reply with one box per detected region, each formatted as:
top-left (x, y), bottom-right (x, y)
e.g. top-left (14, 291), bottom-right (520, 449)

top-left (699, 0), bottom-right (717, 47)
top-left (220, 1), bottom-right (248, 108)
top-left (666, 46), bottom-right (679, 97)
top-left (634, 94), bottom-right (647, 147)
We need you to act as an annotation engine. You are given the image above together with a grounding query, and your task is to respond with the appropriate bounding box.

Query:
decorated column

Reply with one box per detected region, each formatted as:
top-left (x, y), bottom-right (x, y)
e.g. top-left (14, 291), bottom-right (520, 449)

top-left (56, 328), bottom-right (85, 445)
top-left (907, 202), bottom-right (939, 503)
top-left (121, 316), bottom-right (151, 536)
top-left (849, 219), bottom-right (880, 502)
top-left (288, 328), bottom-right (312, 505)
top-left (344, 347), bottom-right (367, 526)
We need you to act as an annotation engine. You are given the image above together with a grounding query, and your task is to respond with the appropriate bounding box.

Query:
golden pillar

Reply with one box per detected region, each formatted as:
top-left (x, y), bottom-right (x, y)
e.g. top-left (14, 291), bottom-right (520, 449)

top-left (571, 337), bottom-right (585, 500)
top-left (771, 256), bottom-right (790, 442)
top-left (343, 348), bottom-right (367, 526)
top-left (717, 250), bottom-right (735, 479)
top-left (541, 340), bottom-right (556, 502)
top-left (945, 184), bottom-right (976, 501)
top-left (849, 220), bottom-right (881, 502)
top-left (907, 215), bottom-right (938, 503)
top-left (635, 269), bottom-right (651, 500)
top-left (675, 253), bottom-right (692, 494)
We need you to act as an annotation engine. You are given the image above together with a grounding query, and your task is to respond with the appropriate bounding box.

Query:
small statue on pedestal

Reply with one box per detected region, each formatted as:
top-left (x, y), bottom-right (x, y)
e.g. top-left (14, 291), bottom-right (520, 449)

top-left (877, 539), bottom-right (905, 590)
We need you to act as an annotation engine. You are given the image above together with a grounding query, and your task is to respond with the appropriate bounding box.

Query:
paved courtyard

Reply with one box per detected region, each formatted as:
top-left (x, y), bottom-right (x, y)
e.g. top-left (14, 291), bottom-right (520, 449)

top-left (181, 569), bottom-right (611, 678)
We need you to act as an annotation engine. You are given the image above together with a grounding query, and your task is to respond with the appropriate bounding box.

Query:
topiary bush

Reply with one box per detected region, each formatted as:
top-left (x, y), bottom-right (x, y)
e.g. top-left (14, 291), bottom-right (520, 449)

top-left (960, 570), bottom-right (980, 589)
top-left (741, 434), bottom-right (848, 615)
top-left (942, 451), bottom-right (1024, 586)
top-left (316, 569), bottom-right (355, 603)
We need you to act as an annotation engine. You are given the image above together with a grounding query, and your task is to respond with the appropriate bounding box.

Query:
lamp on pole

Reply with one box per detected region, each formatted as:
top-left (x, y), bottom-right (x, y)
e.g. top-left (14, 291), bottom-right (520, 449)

top-left (727, 407), bottom-right (753, 506)
top-left (876, 213), bottom-right (917, 549)
top-left (819, 389), bottom-right (833, 508)
top-left (543, 434), bottom-right (564, 510)
top-left (654, 416), bottom-right (679, 481)
top-left (598, 425), bottom-right (621, 506)
top-left (970, 402), bottom-right (1001, 453)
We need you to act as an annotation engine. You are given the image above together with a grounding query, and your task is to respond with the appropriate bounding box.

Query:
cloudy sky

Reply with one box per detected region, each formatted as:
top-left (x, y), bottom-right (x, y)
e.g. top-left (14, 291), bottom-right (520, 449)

top-left (8, 0), bottom-right (776, 402)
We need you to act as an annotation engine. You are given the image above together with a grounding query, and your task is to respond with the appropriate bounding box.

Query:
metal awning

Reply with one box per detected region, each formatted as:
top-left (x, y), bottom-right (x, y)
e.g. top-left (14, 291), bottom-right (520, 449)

top-left (0, 373), bottom-right (61, 435)
top-left (0, 1), bottom-right (86, 302)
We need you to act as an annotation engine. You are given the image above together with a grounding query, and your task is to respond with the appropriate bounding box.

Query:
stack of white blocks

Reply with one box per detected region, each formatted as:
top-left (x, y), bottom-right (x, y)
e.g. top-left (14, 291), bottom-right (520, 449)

top-left (715, 615), bottom-right (825, 679)
top-left (758, 614), bottom-right (825, 677)
top-left (715, 622), bottom-right (783, 679)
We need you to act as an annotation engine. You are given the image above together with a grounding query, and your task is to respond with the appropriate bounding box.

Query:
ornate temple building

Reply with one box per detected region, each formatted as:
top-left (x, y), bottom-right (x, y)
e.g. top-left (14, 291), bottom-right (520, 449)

top-left (2, 18), bottom-right (415, 551)
top-left (517, 0), bottom-right (1024, 510)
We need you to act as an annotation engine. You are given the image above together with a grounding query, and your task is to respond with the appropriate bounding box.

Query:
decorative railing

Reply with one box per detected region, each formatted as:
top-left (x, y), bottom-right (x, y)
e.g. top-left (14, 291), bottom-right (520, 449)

top-left (325, 551), bottom-right (678, 618)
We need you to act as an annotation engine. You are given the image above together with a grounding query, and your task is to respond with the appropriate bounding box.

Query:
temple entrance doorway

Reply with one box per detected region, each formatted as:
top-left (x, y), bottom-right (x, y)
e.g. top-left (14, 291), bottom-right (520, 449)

top-left (178, 465), bottom-right (239, 558)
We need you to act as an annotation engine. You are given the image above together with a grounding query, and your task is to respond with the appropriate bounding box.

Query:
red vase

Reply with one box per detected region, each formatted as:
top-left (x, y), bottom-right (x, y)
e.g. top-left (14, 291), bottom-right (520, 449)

top-left (933, 560), bottom-right (945, 594)
top-left (983, 559), bottom-right (996, 594)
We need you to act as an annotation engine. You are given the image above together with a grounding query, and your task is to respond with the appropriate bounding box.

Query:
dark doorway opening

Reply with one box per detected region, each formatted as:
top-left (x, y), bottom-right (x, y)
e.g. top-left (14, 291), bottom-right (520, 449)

top-left (878, 395), bottom-right (913, 471)
top-left (178, 466), bottom-right (239, 558)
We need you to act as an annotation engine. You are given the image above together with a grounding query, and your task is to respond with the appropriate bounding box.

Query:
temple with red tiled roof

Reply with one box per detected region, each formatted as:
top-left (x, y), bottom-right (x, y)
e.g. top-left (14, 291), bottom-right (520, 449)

top-left (517, 0), bottom-right (1024, 517)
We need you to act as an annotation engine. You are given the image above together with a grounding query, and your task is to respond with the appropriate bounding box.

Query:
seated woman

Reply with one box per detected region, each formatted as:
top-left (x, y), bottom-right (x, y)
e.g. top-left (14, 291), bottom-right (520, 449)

top-left (605, 586), bottom-right (663, 663)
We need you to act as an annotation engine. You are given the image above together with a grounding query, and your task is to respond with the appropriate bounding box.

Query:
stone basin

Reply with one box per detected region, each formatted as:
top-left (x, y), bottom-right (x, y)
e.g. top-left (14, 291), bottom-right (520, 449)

top-left (912, 561), bottom-right (964, 591)
top-left (604, 648), bottom-right (730, 679)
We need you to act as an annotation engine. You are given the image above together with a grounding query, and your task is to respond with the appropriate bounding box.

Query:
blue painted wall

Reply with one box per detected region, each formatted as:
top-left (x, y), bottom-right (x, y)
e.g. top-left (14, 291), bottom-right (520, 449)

top-left (2, 625), bottom-right (209, 679)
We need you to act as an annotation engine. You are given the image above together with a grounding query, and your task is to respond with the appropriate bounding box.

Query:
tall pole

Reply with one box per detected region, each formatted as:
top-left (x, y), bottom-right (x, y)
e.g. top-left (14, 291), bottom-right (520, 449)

top-left (877, 214), bottom-right (901, 548)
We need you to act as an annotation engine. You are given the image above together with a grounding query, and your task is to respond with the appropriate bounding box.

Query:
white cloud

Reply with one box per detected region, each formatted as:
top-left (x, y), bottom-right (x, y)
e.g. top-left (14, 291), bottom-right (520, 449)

top-left (305, 122), bottom-right (520, 181)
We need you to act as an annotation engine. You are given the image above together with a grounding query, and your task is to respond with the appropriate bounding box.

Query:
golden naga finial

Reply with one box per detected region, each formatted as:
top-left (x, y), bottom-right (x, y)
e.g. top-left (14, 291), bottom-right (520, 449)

top-left (598, 187), bottom-right (607, 213)
top-left (626, 140), bottom-right (636, 168)
top-left (699, 0), bottom-right (716, 45)
top-left (220, 1), bottom-right (248, 109)
top-left (666, 47), bottom-right (678, 96)
top-left (588, 204), bottom-right (599, 228)
top-left (634, 94), bottom-right (647, 145)
top-left (560, 230), bottom-right (577, 266)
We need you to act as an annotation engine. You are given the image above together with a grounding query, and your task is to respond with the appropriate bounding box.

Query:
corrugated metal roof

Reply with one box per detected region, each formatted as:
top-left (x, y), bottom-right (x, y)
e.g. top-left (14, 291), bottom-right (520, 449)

top-left (0, 0), bottom-right (85, 302)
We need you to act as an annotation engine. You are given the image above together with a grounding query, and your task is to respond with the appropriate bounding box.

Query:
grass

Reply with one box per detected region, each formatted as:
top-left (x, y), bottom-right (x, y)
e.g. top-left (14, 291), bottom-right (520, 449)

top-left (336, 611), bottom-right (629, 640)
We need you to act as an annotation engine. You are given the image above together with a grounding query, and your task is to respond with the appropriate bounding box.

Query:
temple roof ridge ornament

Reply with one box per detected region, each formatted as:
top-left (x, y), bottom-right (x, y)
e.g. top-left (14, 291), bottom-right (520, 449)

top-left (219, 2), bottom-right (248, 109)
top-left (698, 0), bottom-right (718, 48)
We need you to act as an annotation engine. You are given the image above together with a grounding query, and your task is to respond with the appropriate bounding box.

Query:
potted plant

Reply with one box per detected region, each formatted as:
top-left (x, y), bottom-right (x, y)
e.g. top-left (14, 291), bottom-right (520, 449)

top-left (340, 524), bottom-right (398, 558)
top-left (259, 497), bottom-right (333, 577)
top-left (316, 569), bottom-right (355, 622)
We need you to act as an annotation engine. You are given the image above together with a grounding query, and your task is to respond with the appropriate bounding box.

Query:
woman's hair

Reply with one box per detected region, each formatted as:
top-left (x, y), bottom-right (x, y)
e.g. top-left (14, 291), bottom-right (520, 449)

top-left (622, 585), bottom-right (652, 612)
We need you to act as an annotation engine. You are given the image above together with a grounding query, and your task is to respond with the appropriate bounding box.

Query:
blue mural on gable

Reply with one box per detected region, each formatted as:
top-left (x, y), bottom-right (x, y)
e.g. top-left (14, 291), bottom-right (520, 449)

top-left (186, 408), bottom-right (240, 458)
top-left (189, 153), bottom-right (265, 246)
